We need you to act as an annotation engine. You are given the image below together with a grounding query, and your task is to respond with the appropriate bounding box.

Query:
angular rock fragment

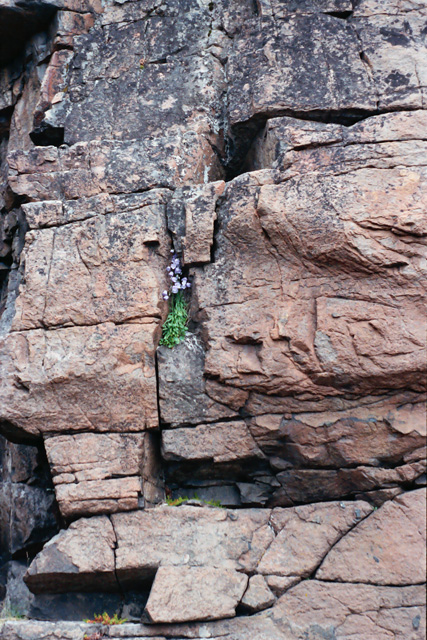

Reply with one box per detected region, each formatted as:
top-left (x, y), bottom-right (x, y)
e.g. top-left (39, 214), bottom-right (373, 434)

top-left (316, 488), bottom-right (427, 584)
top-left (240, 575), bottom-right (275, 613)
top-left (25, 516), bottom-right (117, 593)
top-left (13, 193), bottom-right (170, 330)
top-left (157, 334), bottom-right (237, 427)
top-left (265, 575), bottom-right (301, 597)
top-left (145, 566), bottom-right (248, 623)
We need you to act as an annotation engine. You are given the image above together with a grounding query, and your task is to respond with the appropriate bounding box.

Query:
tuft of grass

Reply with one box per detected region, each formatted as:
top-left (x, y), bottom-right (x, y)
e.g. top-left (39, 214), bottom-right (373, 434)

top-left (166, 494), bottom-right (224, 508)
top-left (0, 605), bottom-right (26, 620)
top-left (159, 291), bottom-right (188, 348)
top-left (84, 612), bottom-right (127, 625)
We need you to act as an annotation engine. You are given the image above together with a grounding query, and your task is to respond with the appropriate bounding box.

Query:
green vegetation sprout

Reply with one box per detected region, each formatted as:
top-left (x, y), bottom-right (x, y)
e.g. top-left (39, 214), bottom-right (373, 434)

top-left (84, 612), bottom-right (127, 625)
top-left (159, 252), bottom-right (191, 348)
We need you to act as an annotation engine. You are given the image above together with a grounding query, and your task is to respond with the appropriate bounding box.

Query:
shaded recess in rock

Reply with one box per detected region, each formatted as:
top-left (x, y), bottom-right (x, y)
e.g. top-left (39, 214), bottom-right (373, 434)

top-left (0, 1), bottom-right (57, 67)
top-left (224, 108), bottom-right (382, 180)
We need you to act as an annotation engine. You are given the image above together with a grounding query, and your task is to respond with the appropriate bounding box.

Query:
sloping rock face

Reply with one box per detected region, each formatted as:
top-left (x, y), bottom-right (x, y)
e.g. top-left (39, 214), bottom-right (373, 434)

top-left (0, 0), bottom-right (426, 635)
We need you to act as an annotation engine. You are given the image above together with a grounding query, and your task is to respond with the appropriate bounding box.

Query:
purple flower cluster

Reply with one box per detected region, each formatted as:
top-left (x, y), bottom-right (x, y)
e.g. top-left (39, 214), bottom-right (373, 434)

top-left (162, 251), bottom-right (191, 300)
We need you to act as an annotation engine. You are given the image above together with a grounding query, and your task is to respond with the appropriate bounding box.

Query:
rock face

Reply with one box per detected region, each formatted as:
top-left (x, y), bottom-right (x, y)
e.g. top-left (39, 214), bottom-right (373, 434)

top-left (316, 488), bottom-right (427, 585)
top-left (0, 0), bottom-right (426, 635)
top-left (0, 435), bottom-right (58, 563)
top-left (145, 566), bottom-right (248, 623)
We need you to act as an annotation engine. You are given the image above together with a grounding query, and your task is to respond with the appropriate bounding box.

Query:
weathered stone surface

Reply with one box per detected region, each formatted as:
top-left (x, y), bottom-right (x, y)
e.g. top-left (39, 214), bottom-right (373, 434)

top-left (162, 421), bottom-right (264, 464)
top-left (273, 581), bottom-right (426, 640)
top-left (45, 433), bottom-right (144, 517)
top-left (228, 1), bottom-right (426, 128)
top-left (157, 334), bottom-right (238, 428)
top-left (25, 516), bottom-right (117, 593)
top-left (258, 500), bottom-right (372, 577)
top-left (173, 109), bottom-right (427, 504)
top-left (317, 488), bottom-right (427, 585)
top-left (352, 0), bottom-right (426, 110)
top-left (0, 436), bottom-right (58, 563)
top-left (12, 191), bottom-right (170, 330)
top-left (228, 10), bottom-right (375, 126)
top-left (1, 0), bottom-right (426, 633)
top-left (145, 566), bottom-right (248, 623)
top-left (182, 182), bottom-right (225, 265)
top-left (249, 395), bottom-right (426, 469)
top-left (240, 575), bottom-right (275, 613)
top-left (0, 561), bottom-right (34, 617)
top-left (265, 575), bottom-right (301, 597)
top-left (0, 322), bottom-right (159, 440)
top-left (1, 581), bottom-right (426, 639)
top-left (112, 506), bottom-right (273, 586)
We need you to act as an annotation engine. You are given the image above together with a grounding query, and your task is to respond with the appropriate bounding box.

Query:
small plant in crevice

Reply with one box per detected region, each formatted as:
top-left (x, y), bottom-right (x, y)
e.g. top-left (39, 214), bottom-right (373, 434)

top-left (166, 494), bottom-right (224, 508)
top-left (159, 252), bottom-right (191, 348)
top-left (0, 604), bottom-right (26, 620)
top-left (84, 612), bottom-right (127, 625)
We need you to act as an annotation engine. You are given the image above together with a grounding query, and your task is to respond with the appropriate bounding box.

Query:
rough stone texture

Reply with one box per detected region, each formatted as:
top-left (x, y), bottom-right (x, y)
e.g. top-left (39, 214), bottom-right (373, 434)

top-left (145, 566), bottom-right (248, 623)
top-left (157, 335), bottom-right (239, 428)
top-left (24, 516), bottom-right (117, 593)
top-left (162, 421), bottom-right (265, 464)
top-left (317, 488), bottom-right (427, 585)
top-left (273, 581), bottom-right (427, 640)
top-left (1, 581), bottom-right (426, 639)
top-left (0, 435), bottom-right (58, 563)
top-left (45, 433), bottom-right (145, 517)
top-left (111, 506), bottom-right (274, 587)
top-left (240, 575), bottom-right (275, 613)
top-left (0, 322), bottom-right (159, 440)
top-left (0, 0), bottom-right (426, 634)
top-left (258, 500), bottom-right (373, 577)
top-left (168, 181), bottom-right (225, 266)
top-left (25, 501), bottom-right (373, 593)
top-left (160, 108), bottom-right (427, 504)
top-left (227, 0), bottom-right (425, 125)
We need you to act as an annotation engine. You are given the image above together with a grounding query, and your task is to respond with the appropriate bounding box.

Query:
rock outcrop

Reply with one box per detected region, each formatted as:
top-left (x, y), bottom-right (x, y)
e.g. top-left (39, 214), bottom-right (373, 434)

top-left (0, 0), bottom-right (425, 634)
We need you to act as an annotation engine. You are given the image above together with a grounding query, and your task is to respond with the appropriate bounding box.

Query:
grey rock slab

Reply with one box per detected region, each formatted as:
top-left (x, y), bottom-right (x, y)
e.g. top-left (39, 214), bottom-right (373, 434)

top-left (157, 334), bottom-right (237, 428)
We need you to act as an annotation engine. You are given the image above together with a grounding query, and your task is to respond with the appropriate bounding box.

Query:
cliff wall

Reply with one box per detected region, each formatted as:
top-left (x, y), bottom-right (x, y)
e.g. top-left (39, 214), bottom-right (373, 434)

top-left (0, 0), bottom-right (425, 638)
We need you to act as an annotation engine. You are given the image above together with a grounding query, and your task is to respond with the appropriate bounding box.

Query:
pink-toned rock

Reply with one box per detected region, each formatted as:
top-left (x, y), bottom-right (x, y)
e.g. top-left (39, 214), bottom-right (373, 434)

top-left (180, 181), bottom-right (225, 265)
top-left (24, 516), bottom-right (117, 593)
top-left (12, 192), bottom-right (170, 330)
top-left (273, 580), bottom-right (426, 640)
top-left (240, 575), bottom-right (275, 613)
top-left (162, 421), bottom-right (264, 464)
top-left (258, 500), bottom-right (372, 577)
top-left (145, 566), bottom-right (248, 623)
top-left (0, 322), bottom-right (159, 440)
top-left (45, 432), bottom-right (146, 517)
top-left (112, 506), bottom-right (273, 586)
top-left (265, 575), bottom-right (301, 597)
top-left (249, 394), bottom-right (425, 469)
top-left (316, 488), bottom-right (427, 585)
